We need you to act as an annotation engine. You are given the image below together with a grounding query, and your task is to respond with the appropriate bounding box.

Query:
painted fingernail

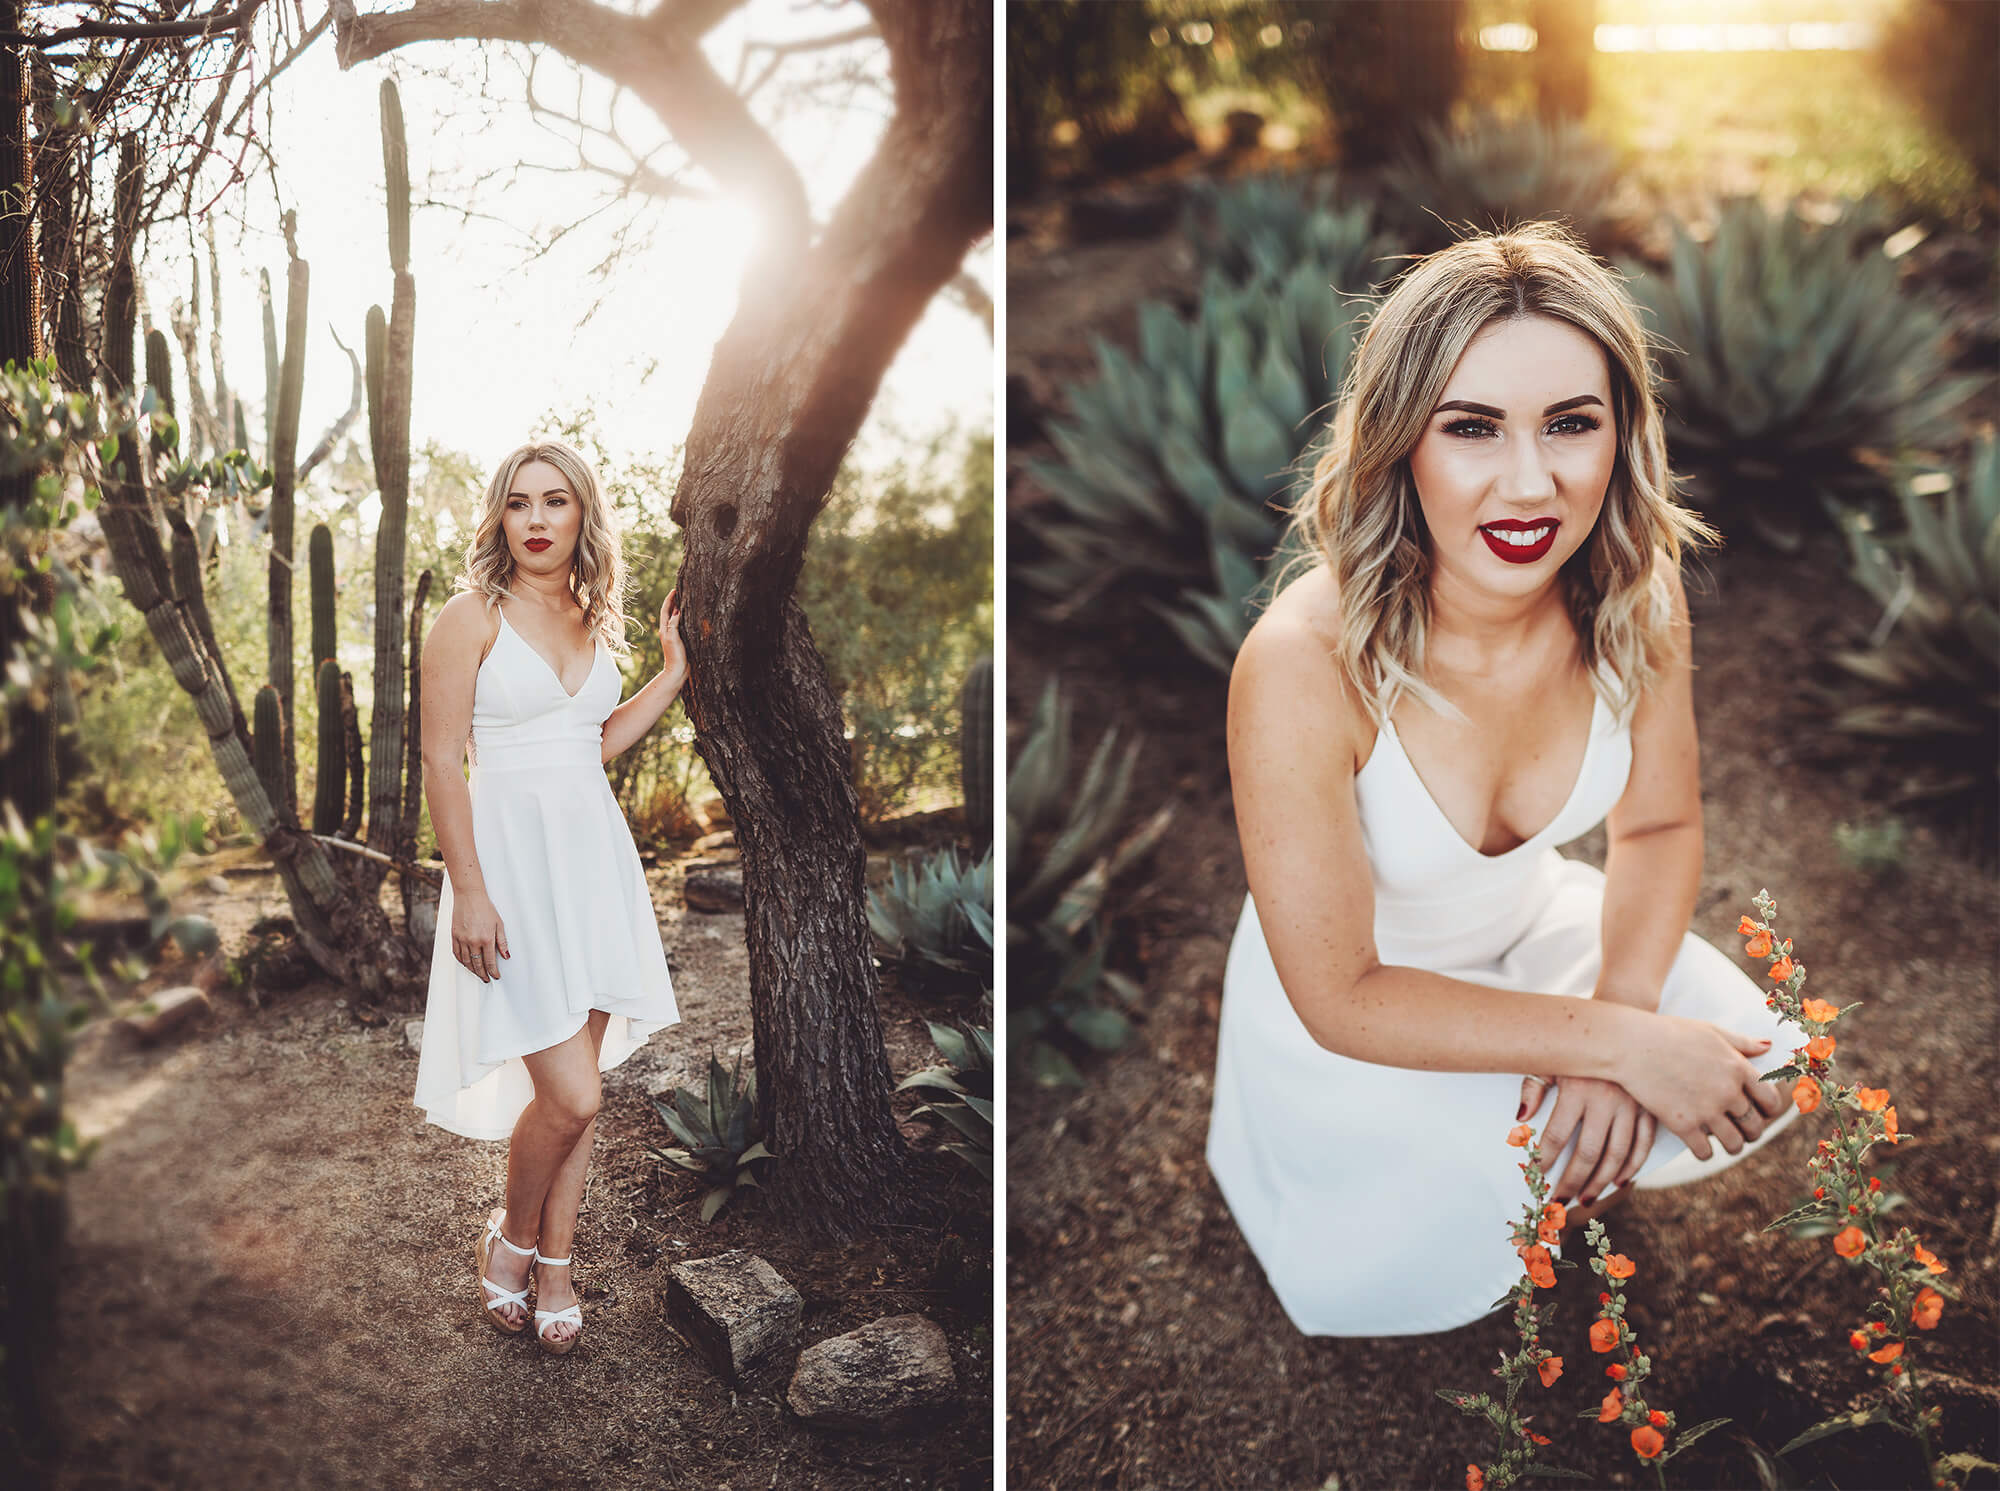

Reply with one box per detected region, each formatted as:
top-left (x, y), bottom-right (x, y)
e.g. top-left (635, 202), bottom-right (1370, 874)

top-left (1516, 1100), bottom-right (1527, 1120)
top-left (1582, 1193), bottom-right (1598, 1206)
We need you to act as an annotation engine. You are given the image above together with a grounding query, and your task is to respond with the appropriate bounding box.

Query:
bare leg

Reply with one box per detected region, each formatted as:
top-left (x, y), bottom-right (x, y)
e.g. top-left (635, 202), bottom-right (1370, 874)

top-left (530, 1010), bottom-right (611, 1345)
top-left (481, 1014), bottom-right (608, 1330)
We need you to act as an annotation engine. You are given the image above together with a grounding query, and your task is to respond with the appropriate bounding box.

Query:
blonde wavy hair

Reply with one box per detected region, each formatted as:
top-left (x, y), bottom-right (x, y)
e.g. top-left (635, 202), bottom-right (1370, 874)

top-left (1281, 220), bottom-right (1715, 729)
top-left (455, 437), bottom-right (634, 658)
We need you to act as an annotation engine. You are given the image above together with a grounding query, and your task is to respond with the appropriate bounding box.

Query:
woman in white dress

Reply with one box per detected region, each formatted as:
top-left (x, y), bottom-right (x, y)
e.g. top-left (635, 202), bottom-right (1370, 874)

top-left (413, 436), bottom-right (688, 1353)
top-left (1205, 223), bottom-right (1802, 1337)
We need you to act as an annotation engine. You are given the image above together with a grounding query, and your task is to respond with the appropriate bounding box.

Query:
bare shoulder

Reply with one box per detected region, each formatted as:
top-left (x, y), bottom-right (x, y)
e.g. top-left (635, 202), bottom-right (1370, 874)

top-left (430, 591), bottom-right (501, 671)
top-left (1229, 561), bottom-right (1364, 772)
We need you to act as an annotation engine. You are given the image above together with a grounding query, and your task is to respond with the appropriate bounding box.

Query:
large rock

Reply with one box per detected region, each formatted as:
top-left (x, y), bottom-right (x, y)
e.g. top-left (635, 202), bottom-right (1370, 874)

top-left (116, 986), bottom-right (212, 1046)
top-left (786, 1313), bottom-right (958, 1431)
top-left (684, 863), bottom-right (744, 914)
top-left (666, 1251), bottom-right (801, 1383)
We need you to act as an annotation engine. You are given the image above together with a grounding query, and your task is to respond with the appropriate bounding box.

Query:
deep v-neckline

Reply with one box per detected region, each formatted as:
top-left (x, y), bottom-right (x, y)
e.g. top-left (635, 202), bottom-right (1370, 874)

top-left (499, 605), bottom-right (599, 700)
top-left (1374, 686), bottom-right (1604, 860)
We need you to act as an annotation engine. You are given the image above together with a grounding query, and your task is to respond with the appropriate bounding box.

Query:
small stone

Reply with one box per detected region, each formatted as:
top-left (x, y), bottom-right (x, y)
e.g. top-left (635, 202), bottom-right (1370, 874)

top-left (692, 829), bottom-right (737, 854)
top-left (405, 1019), bottom-right (425, 1053)
top-left (117, 986), bottom-right (212, 1045)
top-left (786, 1313), bottom-right (958, 1432)
top-left (667, 1251), bottom-right (801, 1383)
top-left (684, 864), bottom-right (744, 914)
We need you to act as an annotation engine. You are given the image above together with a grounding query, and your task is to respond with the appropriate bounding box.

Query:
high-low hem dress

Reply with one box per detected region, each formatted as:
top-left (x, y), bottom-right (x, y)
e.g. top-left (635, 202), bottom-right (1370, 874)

top-left (1205, 666), bottom-right (1800, 1337)
top-left (413, 600), bottom-right (681, 1142)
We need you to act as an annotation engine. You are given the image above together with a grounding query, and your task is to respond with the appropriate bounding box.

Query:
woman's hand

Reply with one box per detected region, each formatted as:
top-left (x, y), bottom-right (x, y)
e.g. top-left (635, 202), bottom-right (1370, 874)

top-left (452, 887), bottom-right (509, 983)
top-left (658, 587), bottom-right (687, 677)
top-left (1521, 1075), bottom-right (1657, 1205)
top-left (1613, 1016), bottom-right (1784, 1163)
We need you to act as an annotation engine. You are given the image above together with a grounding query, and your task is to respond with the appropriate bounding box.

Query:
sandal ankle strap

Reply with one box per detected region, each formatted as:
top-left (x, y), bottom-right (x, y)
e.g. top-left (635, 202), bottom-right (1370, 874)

top-left (534, 1248), bottom-right (572, 1266)
top-left (486, 1216), bottom-right (537, 1258)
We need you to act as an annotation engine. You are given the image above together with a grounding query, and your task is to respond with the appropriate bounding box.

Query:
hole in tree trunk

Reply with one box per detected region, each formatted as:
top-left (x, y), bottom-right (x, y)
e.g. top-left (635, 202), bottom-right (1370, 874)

top-left (714, 503), bottom-right (738, 539)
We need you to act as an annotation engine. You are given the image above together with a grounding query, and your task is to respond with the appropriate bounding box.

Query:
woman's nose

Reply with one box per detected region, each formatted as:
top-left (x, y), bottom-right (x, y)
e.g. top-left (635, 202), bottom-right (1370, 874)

top-left (1508, 435), bottom-right (1557, 501)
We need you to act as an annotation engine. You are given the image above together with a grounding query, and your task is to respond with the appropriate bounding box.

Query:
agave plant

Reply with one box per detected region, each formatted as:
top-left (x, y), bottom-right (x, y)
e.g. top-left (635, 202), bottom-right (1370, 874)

top-left (1182, 172), bottom-right (1396, 293)
top-left (1378, 112), bottom-right (1630, 255)
top-left (1822, 436), bottom-right (1999, 844)
top-left (1626, 197), bottom-right (1984, 552)
top-left (647, 1052), bottom-right (772, 1223)
top-left (1008, 678), bottom-right (1174, 1086)
top-left (896, 1020), bottom-right (993, 1179)
top-left (867, 843), bottom-right (994, 993)
top-left (1018, 262), bottom-right (1363, 671)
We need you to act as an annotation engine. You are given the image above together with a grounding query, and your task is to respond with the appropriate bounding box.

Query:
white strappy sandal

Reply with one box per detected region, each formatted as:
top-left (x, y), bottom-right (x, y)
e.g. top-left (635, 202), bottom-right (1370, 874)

top-left (475, 1210), bottom-right (537, 1335)
top-left (532, 1246), bottom-right (584, 1355)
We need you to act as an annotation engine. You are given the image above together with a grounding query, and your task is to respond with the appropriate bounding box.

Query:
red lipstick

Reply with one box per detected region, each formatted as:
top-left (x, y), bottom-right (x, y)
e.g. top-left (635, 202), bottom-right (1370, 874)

top-left (525, 538), bottom-right (552, 552)
top-left (1478, 518), bottom-right (1558, 565)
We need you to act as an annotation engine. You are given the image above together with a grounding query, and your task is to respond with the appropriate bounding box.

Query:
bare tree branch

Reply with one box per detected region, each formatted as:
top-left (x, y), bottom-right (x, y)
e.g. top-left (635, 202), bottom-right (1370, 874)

top-left (331, 0), bottom-right (810, 246)
top-left (2, 1), bottom-right (266, 48)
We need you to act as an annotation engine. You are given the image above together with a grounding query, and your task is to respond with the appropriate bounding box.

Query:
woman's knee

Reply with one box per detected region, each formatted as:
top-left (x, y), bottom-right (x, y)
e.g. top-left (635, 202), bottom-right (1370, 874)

top-left (540, 1080), bottom-right (601, 1132)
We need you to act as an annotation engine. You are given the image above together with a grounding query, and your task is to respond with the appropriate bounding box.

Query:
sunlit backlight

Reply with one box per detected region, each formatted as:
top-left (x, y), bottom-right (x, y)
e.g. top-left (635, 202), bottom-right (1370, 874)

top-left (1151, 25), bottom-right (1170, 47)
top-left (1179, 21), bottom-right (1213, 46)
top-left (1259, 24), bottom-right (1283, 47)
top-left (1594, 21), bottom-right (1873, 51)
top-left (1479, 23), bottom-right (1537, 52)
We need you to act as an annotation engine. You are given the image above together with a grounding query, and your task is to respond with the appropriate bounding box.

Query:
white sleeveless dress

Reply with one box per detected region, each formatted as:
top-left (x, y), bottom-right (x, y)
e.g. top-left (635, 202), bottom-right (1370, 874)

top-left (1205, 668), bottom-right (1798, 1336)
top-left (413, 600), bottom-right (681, 1140)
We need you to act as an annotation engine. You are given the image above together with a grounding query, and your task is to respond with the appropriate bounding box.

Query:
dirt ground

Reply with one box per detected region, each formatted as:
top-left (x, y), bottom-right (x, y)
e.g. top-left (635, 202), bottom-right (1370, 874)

top-left (1004, 208), bottom-right (2000, 1489)
top-left (23, 844), bottom-right (994, 1491)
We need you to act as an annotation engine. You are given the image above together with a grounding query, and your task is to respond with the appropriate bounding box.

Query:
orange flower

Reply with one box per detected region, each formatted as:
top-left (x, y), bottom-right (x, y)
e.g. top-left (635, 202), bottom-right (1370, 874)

top-left (1606, 1362), bottom-right (1627, 1380)
top-left (1801, 997), bottom-right (1840, 1023)
top-left (1834, 1226), bottom-right (1867, 1258)
top-left (1857, 1088), bottom-right (1889, 1112)
top-left (1884, 1106), bottom-right (1900, 1143)
top-left (1913, 1244), bottom-right (1948, 1275)
top-left (1913, 1288), bottom-right (1943, 1330)
top-left (1527, 1431), bottom-right (1551, 1446)
top-left (1768, 955), bottom-right (1795, 981)
top-left (1792, 1076), bottom-right (1821, 1114)
top-left (1649, 1409), bottom-right (1669, 1428)
top-left (1466, 1466), bottom-right (1485, 1491)
top-left (1744, 930), bottom-right (1773, 958)
top-left (1869, 1341), bottom-right (1904, 1364)
top-left (1522, 1244), bottom-right (1557, 1289)
top-left (1539, 1355), bottom-right (1564, 1387)
top-left (1631, 1425), bottom-right (1666, 1460)
top-left (1590, 1317), bottom-right (1621, 1353)
top-left (1737, 915), bottom-right (1761, 935)
top-left (1599, 1386), bottom-right (1625, 1422)
top-left (1507, 1123), bottom-right (1533, 1147)
top-left (1605, 1253), bottom-right (1636, 1280)
top-left (1849, 1330), bottom-right (1868, 1350)
top-left (1805, 1035), bottom-right (1835, 1061)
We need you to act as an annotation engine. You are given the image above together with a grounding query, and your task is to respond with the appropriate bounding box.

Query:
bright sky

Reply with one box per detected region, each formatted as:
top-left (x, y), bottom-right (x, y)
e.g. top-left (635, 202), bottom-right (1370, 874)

top-left (125, 1), bottom-right (992, 492)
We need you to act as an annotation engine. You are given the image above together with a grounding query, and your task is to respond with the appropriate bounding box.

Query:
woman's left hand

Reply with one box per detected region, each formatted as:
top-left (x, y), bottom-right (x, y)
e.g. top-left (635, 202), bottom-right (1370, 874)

top-left (659, 587), bottom-right (687, 675)
top-left (1521, 1073), bottom-right (1658, 1206)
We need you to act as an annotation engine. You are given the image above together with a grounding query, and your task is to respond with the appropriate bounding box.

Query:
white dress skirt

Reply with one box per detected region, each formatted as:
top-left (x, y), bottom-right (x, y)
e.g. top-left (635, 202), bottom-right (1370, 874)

top-left (413, 600), bottom-right (681, 1140)
top-left (1205, 672), bottom-right (1799, 1336)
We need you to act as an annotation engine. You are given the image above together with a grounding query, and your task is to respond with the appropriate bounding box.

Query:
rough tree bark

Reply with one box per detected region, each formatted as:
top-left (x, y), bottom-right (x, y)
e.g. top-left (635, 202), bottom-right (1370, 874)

top-left (333, 0), bottom-right (992, 1234)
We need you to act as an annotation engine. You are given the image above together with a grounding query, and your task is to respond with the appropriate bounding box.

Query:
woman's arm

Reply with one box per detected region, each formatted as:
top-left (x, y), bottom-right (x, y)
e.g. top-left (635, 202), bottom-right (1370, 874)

top-left (1231, 605), bottom-right (1652, 1083)
top-left (420, 595), bottom-right (508, 981)
top-left (1593, 555), bottom-right (1703, 1012)
top-left (600, 592), bottom-right (688, 765)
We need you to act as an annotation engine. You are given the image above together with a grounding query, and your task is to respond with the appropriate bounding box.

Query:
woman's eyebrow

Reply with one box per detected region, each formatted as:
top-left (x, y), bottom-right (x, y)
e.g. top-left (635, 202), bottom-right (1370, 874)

top-left (1434, 394), bottom-right (1606, 418)
top-left (507, 488), bottom-right (574, 499)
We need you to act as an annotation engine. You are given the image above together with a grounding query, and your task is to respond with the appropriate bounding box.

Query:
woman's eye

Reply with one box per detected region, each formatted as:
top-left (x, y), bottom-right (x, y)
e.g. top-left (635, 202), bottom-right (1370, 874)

top-left (1550, 414), bottom-right (1601, 435)
top-left (1443, 418), bottom-right (1497, 439)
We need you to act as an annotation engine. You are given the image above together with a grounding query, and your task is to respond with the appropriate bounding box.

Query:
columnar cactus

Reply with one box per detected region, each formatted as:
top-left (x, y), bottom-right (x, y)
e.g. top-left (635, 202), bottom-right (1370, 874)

top-left (314, 659), bottom-right (344, 835)
top-left (960, 653), bottom-right (992, 850)
top-left (253, 684), bottom-right (286, 823)
top-left (309, 522), bottom-right (335, 668)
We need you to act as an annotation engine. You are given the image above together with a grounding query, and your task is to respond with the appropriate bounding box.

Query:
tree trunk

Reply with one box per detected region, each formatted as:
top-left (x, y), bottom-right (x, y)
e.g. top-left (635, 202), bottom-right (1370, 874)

top-left (666, 2), bottom-right (991, 1237)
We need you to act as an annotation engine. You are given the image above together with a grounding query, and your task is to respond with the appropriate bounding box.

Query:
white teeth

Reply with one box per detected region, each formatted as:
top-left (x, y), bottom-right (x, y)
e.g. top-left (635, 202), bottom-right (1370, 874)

top-left (1488, 525), bottom-right (1551, 546)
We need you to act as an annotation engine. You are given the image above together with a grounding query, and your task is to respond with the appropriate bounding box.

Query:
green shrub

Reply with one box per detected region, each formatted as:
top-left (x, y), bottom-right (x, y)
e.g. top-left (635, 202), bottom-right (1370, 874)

top-left (1379, 113), bottom-right (1631, 256)
top-left (801, 430), bottom-right (994, 822)
top-left (1183, 173), bottom-right (1395, 293)
top-left (868, 843), bottom-right (994, 995)
top-left (1823, 437), bottom-right (1998, 844)
top-left (1008, 678), bottom-right (1172, 1086)
top-left (646, 1052), bottom-right (772, 1224)
top-left (1625, 197), bottom-right (1983, 551)
top-left (1019, 264), bottom-right (1362, 672)
top-left (895, 1019), bottom-right (992, 1179)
